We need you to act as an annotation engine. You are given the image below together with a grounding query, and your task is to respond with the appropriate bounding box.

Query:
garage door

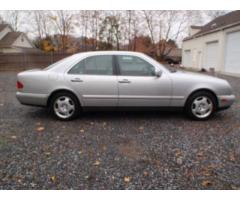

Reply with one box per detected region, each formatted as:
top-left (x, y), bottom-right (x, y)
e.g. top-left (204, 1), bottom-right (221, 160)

top-left (204, 42), bottom-right (218, 70)
top-left (183, 50), bottom-right (191, 67)
top-left (225, 31), bottom-right (240, 74)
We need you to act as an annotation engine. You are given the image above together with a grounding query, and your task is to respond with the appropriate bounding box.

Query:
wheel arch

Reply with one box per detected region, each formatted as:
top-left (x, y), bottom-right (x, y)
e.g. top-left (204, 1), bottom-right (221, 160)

top-left (184, 88), bottom-right (219, 108)
top-left (47, 89), bottom-right (82, 108)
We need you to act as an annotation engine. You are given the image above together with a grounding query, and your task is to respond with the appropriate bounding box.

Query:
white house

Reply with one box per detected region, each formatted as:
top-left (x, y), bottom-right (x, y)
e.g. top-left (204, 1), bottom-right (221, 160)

top-left (182, 10), bottom-right (240, 76)
top-left (0, 24), bottom-right (37, 53)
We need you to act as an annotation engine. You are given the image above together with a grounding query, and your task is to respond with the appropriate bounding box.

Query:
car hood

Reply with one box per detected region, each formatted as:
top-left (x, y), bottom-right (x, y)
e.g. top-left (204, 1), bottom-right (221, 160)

top-left (173, 70), bottom-right (227, 84)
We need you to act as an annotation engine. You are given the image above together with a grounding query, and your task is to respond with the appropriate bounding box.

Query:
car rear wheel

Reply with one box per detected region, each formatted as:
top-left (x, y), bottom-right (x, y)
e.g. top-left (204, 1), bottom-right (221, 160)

top-left (185, 91), bottom-right (217, 120)
top-left (50, 92), bottom-right (80, 120)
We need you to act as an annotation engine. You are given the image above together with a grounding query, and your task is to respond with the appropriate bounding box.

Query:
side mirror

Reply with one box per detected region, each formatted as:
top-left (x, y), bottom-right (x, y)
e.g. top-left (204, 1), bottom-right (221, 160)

top-left (155, 70), bottom-right (162, 78)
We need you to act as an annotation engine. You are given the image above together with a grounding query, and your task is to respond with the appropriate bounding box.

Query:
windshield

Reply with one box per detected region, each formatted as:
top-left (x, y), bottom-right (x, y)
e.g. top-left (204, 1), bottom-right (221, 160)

top-left (165, 65), bottom-right (178, 73)
top-left (142, 53), bottom-right (177, 73)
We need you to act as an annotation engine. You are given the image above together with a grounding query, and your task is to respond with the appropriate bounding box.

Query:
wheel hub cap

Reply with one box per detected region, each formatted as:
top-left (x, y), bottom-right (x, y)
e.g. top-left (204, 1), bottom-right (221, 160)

top-left (54, 96), bottom-right (75, 119)
top-left (191, 96), bottom-right (213, 119)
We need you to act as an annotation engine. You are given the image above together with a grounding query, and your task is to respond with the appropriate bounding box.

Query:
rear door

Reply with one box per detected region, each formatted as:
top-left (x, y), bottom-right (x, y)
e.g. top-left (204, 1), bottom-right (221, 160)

top-left (66, 55), bottom-right (118, 107)
top-left (116, 55), bottom-right (172, 107)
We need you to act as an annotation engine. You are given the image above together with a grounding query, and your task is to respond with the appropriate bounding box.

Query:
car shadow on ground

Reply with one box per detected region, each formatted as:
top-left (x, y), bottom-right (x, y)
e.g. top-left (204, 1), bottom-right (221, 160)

top-left (24, 106), bottom-right (227, 122)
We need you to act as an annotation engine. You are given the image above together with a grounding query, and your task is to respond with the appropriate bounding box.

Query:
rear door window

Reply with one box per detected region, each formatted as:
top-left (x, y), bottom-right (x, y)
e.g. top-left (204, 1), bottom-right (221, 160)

top-left (68, 55), bottom-right (114, 75)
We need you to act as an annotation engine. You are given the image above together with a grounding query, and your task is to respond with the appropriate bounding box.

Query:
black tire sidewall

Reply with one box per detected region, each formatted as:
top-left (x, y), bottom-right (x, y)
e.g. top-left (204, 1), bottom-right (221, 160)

top-left (50, 92), bottom-right (80, 121)
top-left (185, 91), bottom-right (217, 120)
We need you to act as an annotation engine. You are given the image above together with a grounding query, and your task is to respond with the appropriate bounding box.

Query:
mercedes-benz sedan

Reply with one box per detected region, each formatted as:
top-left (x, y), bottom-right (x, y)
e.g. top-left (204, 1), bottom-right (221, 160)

top-left (16, 51), bottom-right (235, 121)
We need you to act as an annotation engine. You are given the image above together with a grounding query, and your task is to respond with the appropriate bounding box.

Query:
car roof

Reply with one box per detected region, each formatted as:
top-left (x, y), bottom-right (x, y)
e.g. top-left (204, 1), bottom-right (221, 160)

top-left (48, 50), bottom-right (169, 73)
top-left (74, 51), bottom-right (145, 57)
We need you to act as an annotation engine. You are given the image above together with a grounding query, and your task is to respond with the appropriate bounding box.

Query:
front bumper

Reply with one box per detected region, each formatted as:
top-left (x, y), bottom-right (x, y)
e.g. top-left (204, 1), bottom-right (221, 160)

top-left (16, 92), bottom-right (48, 106)
top-left (217, 94), bottom-right (235, 109)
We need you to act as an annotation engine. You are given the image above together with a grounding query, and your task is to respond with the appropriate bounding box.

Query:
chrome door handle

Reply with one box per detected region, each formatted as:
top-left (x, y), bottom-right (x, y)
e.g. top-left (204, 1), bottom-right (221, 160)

top-left (71, 78), bottom-right (83, 82)
top-left (118, 79), bottom-right (131, 83)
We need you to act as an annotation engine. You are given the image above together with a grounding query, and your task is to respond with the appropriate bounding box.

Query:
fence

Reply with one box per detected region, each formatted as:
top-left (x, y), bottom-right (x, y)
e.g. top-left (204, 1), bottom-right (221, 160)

top-left (0, 52), bottom-right (74, 71)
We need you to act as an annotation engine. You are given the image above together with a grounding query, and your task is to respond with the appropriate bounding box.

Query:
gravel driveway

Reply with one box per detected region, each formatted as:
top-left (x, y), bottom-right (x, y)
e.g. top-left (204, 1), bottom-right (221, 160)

top-left (0, 71), bottom-right (240, 189)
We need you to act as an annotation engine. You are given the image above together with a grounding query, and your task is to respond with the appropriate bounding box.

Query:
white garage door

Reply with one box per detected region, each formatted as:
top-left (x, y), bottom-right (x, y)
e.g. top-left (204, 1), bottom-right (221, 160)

top-left (204, 42), bottom-right (218, 70)
top-left (183, 50), bottom-right (191, 67)
top-left (225, 31), bottom-right (240, 74)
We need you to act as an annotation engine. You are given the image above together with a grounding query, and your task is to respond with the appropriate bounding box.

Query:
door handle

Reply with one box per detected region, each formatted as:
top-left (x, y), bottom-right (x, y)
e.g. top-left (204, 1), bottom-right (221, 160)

top-left (71, 78), bottom-right (83, 82)
top-left (118, 79), bottom-right (131, 83)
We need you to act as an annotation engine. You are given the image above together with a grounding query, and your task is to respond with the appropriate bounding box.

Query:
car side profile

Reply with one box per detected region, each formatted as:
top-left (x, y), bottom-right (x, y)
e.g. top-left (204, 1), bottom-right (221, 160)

top-left (16, 51), bottom-right (235, 121)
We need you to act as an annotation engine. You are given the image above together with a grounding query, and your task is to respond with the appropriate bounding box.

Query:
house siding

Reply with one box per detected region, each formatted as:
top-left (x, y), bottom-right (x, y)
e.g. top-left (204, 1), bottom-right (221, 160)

top-left (0, 26), bottom-right (12, 40)
top-left (182, 24), bottom-right (240, 74)
top-left (0, 47), bottom-right (22, 53)
top-left (13, 34), bottom-right (33, 48)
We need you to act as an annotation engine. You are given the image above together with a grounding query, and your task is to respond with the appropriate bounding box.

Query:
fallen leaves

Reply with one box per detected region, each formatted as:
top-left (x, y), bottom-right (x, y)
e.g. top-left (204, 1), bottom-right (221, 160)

top-left (93, 160), bottom-right (101, 166)
top-left (229, 152), bottom-right (236, 162)
top-left (143, 171), bottom-right (149, 177)
top-left (45, 152), bottom-right (51, 156)
top-left (175, 149), bottom-right (183, 165)
top-left (200, 163), bottom-right (219, 178)
top-left (101, 145), bottom-right (107, 151)
top-left (175, 149), bottom-right (182, 157)
top-left (176, 157), bottom-right (183, 165)
top-left (124, 176), bottom-right (131, 183)
top-left (36, 127), bottom-right (45, 132)
top-left (201, 180), bottom-right (212, 187)
top-left (10, 135), bottom-right (17, 139)
top-left (35, 122), bottom-right (45, 133)
top-left (17, 179), bottom-right (22, 184)
top-left (50, 176), bottom-right (56, 183)
top-left (196, 151), bottom-right (204, 159)
top-left (30, 182), bottom-right (36, 188)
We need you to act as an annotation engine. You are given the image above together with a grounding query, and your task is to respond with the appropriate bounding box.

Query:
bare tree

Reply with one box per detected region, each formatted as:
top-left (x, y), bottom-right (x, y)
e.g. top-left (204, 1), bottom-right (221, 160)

top-left (0, 15), bottom-right (5, 24)
top-left (123, 10), bottom-right (135, 50)
top-left (2, 10), bottom-right (23, 31)
top-left (0, 10), bottom-right (220, 58)
top-left (142, 10), bottom-right (198, 60)
top-left (49, 10), bottom-right (74, 51)
top-left (205, 10), bottom-right (229, 20)
top-left (143, 10), bottom-right (157, 44)
top-left (158, 11), bottom-right (184, 59)
top-left (99, 14), bottom-right (122, 50)
top-left (33, 11), bottom-right (51, 39)
top-left (121, 10), bottom-right (140, 50)
top-left (89, 10), bottom-right (103, 50)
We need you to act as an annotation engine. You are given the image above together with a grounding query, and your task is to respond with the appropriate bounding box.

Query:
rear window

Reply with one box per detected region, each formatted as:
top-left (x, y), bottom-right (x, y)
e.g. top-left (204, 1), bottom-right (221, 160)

top-left (43, 55), bottom-right (78, 71)
top-left (68, 55), bottom-right (114, 75)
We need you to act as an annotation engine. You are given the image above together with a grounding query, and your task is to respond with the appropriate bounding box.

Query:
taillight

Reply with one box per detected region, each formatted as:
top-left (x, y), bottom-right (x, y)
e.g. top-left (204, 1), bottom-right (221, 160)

top-left (16, 81), bottom-right (24, 89)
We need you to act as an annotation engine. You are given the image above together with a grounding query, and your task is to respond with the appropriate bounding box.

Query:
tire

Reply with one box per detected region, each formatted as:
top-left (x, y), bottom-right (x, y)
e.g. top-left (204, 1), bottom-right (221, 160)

top-left (49, 91), bottom-right (80, 121)
top-left (185, 91), bottom-right (217, 120)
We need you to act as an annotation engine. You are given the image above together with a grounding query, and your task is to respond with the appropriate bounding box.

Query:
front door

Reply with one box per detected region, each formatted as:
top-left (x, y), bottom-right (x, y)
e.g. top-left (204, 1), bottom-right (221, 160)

top-left (66, 55), bottom-right (118, 107)
top-left (116, 55), bottom-right (172, 107)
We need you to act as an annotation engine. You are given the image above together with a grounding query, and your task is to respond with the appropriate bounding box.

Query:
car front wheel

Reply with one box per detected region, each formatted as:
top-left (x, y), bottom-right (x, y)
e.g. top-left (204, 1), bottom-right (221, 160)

top-left (185, 91), bottom-right (217, 120)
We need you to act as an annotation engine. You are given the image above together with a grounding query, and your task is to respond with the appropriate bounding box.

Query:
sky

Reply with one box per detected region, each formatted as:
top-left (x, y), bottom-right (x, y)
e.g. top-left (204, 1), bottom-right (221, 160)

top-left (0, 10), bottom-right (227, 47)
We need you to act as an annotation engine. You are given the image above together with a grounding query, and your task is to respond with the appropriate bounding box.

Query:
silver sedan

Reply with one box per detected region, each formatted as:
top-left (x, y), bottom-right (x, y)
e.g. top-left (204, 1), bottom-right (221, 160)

top-left (16, 51), bottom-right (235, 120)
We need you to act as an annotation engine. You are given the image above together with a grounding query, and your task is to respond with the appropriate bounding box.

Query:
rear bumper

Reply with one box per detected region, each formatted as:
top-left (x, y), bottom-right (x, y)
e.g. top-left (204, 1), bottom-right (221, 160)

top-left (217, 94), bottom-right (235, 109)
top-left (16, 92), bottom-right (48, 106)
